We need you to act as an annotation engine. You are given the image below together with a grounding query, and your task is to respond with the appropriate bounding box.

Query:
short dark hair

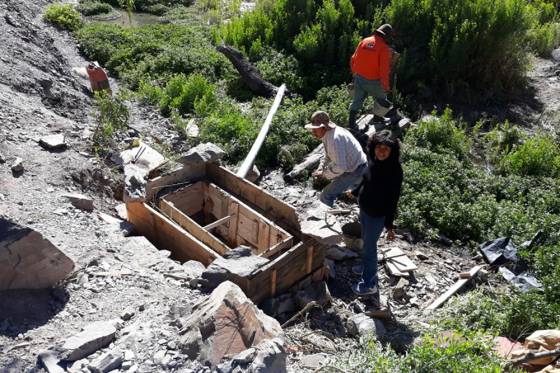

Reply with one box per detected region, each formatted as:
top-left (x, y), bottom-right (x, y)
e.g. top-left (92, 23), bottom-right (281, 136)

top-left (368, 130), bottom-right (401, 163)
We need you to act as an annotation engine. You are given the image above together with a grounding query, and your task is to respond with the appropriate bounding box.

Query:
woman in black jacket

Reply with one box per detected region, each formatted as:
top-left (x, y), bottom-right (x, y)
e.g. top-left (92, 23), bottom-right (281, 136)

top-left (353, 130), bottom-right (403, 296)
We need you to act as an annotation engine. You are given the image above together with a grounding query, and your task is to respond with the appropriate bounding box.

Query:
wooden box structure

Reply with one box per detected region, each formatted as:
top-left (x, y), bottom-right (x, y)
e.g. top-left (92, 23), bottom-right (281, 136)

top-left (126, 162), bottom-right (326, 304)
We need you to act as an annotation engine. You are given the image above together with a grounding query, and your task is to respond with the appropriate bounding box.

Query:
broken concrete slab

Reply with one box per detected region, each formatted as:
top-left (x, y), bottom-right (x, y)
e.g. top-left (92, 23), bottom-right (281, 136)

top-left (113, 142), bottom-right (166, 172)
top-left (201, 246), bottom-right (269, 290)
top-left (181, 281), bottom-right (284, 366)
top-left (0, 218), bottom-right (75, 290)
top-left (61, 320), bottom-right (117, 361)
top-left (39, 134), bottom-right (66, 151)
top-left (347, 313), bottom-right (386, 339)
top-left (298, 201), bottom-right (341, 246)
top-left (88, 349), bottom-right (123, 373)
top-left (178, 142), bottom-right (225, 165)
top-left (123, 164), bottom-right (147, 203)
top-left (62, 193), bottom-right (94, 212)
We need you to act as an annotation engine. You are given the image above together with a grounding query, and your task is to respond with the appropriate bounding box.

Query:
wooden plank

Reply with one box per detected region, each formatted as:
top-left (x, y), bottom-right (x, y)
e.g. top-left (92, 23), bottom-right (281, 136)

top-left (203, 215), bottom-right (232, 231)
top-left (161, 182), bottom-right (205, 216)
top-left (237, 212), bottom-right (259, 247)
top-left (260, 237), bottom-right (293, 258)
top-left (306, 245), bottom-right (314, 274)
top-left (386, 261), bottom-right (410, 277)
top-left (271, 269), bottom-right (277, 297)
top-left (389, 255), bottom-right (417, 272)
top-left (206, 163), bottom-right (300, 237)
top-left (257, 220), bottom-right (271, 254)
top-left (426, 265), bottom-right (485, 310)
top-left (227, 201), bottom-right (240, 246)
top-left (145, 163), bottom-right (206, 202)
top-left (159, 199), bottom-right (230, 256)
top-left (381, 247), bottom-right (406, 260)
top-left (126, 202), bottom-right (219, 266)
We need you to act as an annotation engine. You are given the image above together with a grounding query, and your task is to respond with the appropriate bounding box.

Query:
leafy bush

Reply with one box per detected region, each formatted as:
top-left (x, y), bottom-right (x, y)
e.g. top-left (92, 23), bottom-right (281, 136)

top-left (336, 333), bottom-right (508, 372)
top-left (406, 109), bottom-right (471, 158)
top-left (44, 4), bottom-right (84, 31)
top-left (313, 84), bottom-right (353, 128)
top-left (92, 91), bottom-right (130, 154)
top-left (96, 0), bottom-right (194, 13)
top-left (137, 79), bottom-right (164, 105)
top-left (500, 134), bottom-right (560, 177)
top-left (253, 48), bottom-right (304, 93)
top-left (75, 23), bottom-right (233, 88)
top-left (484, 121), bottom-right (523, 161)
top-left (388, 0), bottom-right (535, 100)
top-left (159, 74), bottom-right (216, 116)
top-left (77, 1), bottom-right (113, 16)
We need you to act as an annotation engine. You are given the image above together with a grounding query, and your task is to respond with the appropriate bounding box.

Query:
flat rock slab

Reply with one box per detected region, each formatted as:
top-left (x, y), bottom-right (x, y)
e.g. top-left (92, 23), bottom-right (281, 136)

top-left (115, 142), bottom-right (166, 172)
top-left (0, 218), bottom-right (75, 290)
top-left (39, 134), bottom-right (66, 151)
top-left (62, 320), bottom-right (117, 361)
top-left (62, 193), bottom-right (94, 211)
top-left (123, 164), bottom-right (147, 203)
top-left (298, 202), bottom-right (341, 246)
top-left (347, 313), bottom-right (386, 339)
top-left (88, 349), bottom-right (123, 373)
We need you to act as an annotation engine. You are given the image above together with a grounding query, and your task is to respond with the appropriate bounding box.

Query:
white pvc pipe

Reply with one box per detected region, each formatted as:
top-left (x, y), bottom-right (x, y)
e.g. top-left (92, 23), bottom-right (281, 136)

top-left (236, 84), bottom-right (286, 178)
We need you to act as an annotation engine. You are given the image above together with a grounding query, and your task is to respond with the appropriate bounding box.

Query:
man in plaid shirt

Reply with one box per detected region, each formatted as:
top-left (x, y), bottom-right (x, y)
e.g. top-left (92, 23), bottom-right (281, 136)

top-left (305, 111), bottom-right (368, 207)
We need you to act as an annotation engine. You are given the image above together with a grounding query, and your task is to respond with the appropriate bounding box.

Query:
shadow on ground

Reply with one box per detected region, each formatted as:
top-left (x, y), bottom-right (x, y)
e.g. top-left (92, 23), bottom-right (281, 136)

top-left (0, 287), bottom-right (69, 338)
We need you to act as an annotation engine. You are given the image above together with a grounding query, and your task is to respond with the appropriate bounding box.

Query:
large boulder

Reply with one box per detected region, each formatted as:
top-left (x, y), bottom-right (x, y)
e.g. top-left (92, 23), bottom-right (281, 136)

top-left (178, 143), bottom-right (225, 165)
top-left (180, 281), bottom-right (284, 367)
top-left (0, 218), bottom-right (74, 290)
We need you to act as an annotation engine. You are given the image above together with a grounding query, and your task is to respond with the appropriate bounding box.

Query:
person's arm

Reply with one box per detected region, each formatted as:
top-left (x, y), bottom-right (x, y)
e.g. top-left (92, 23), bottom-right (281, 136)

top-left (350, 40), bottom-right (362, 73)
top-left (379, 44), bottom-right (391, 91)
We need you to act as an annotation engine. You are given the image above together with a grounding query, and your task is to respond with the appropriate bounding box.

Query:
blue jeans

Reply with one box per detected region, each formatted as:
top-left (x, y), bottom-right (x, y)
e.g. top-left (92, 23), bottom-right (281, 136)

top-left (320, 163), bottom-right (367, 207)
top-left (359, 211), bottom-right (385, 288)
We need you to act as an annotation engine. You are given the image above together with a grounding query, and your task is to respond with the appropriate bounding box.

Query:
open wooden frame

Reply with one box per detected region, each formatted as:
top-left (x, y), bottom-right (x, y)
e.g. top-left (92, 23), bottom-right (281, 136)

top-left (126, 162), bottom-right (326, 303)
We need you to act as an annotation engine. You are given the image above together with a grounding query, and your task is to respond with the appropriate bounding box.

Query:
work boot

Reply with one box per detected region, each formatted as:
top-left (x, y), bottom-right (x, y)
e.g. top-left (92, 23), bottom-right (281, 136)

top-left (348, 110), bottom-right (359, 131)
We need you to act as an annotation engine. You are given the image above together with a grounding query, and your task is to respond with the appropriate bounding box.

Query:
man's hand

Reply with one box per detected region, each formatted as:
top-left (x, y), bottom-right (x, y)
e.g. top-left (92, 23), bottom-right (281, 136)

top-left (386, 228), bottom-right (395, 241)
top-left (312, 170), bottom-right (324, 178)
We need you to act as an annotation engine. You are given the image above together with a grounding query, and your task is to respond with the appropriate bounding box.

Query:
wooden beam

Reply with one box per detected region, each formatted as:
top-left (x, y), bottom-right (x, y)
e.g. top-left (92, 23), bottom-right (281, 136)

top-left (259, 237), bottom-right (293, 258)
top-left (159, 199), bottom-right (230, 256)
top-left (126, 202), bottom-right (219, 266)
top-left (203, 215), bottom-right (233, 231)
top-left (426, 265), bottom-right (485, 310)
top-left (271, 269), bottom-right (277, 297)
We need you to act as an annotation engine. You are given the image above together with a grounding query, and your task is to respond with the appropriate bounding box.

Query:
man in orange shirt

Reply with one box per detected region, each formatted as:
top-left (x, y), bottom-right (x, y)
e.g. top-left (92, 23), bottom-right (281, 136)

top-left (349, 24), bottom-right (394, 132)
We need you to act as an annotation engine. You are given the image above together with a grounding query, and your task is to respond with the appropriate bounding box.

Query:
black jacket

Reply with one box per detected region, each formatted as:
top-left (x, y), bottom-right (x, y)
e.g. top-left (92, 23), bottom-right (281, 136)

top-left (357, 158), bottom-right (403, 229)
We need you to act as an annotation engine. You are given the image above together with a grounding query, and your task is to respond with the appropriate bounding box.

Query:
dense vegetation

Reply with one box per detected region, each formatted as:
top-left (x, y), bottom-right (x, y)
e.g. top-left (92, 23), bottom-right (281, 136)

top-left (43, 0), bottom-right (560, 368)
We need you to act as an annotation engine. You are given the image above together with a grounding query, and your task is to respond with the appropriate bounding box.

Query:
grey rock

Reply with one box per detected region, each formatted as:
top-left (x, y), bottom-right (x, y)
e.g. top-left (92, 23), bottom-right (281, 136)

top-left (295, 281), bottom-right (332, 309)
top-left (123, 164), bottom-right (147, 203)
top-left (62, 193), bottom-right (94, 212)
top-left (153, 350), bottom-right (166, 366)
top-left (37, 350), bottom-right (64, 373)
top-left (299, 353), bottom-right (327, 370)
top-left (552, 47), bottom-right (560, 62)
top-left (120, 306), bottom-right (135, 321)
top-left (114, 142), bottom-right (166, 172)
top-left (11, 157), bottom-right (24, 173)
top-left (39, 134), bottom-right (66, 151)
top-left (346, 313), bottom-right (385, 339)
top-left (392, 278), bottom-right (409, 300)
top-left (250, 338), bottom-right (287, 373)
top-left (62, 321), bottom-right (117, 361)
top-left (182, 260), bottom-right (205, 279)
top-left (180, 328), bottom-right (202, 359)
top-left (246, 165), bottom-right (261, 183)
top-left (123, 350), bottom-right (135, 361)
top-left (0, 153), bottom-right (6, 163)
top-left (415, 250), bottom-right (429, 261)
top-left (88, 350), bottom-right (123, 373)
top-left (99, 212), bottom-right (133, 236)
top-left (179, 143), bottom-right (225, 165)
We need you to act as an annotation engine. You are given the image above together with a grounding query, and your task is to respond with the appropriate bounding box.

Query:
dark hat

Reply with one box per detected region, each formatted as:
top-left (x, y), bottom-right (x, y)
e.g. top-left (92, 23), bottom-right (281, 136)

top-left (305, 111), bottom-right (336, 130)
top-left (375, 24), bottom-right (393, 37)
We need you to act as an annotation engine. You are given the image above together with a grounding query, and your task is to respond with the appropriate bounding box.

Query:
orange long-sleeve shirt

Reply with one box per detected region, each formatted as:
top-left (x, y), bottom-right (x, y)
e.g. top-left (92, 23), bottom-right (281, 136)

top-left (350, 35), bottom-right (391, 91)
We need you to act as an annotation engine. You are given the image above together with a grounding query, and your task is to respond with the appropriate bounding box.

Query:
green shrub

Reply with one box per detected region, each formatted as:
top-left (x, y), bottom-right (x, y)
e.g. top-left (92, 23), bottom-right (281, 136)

top-left (388, 0), bottom-right (535, 100)
top-left (137, 79), bottom-right (163, 105)
top-left (92, 90), bottom-right (130, 154)
top-left (199, 106), bottom-right (258, 163)
top-left (75, 23), bottom-right (233, 88)
top-left (44, 3), bottom-right (84, 31)
top-left (406, 109), bottom-right (471, 157)
top-left (159, 74), bottom-right (216, 116)
top-left (527, 21), bottom-right (560, 56)
top-left (484, 121), bottom-right (523, 162)
top-left (500, 134), bottom-right (560, 177)
top-left (312, 84), bottom-right (352, 128)
top-left (77, 1), bottom-right (113, 16)
top-left (253, 48), bottom-right (304, 93)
